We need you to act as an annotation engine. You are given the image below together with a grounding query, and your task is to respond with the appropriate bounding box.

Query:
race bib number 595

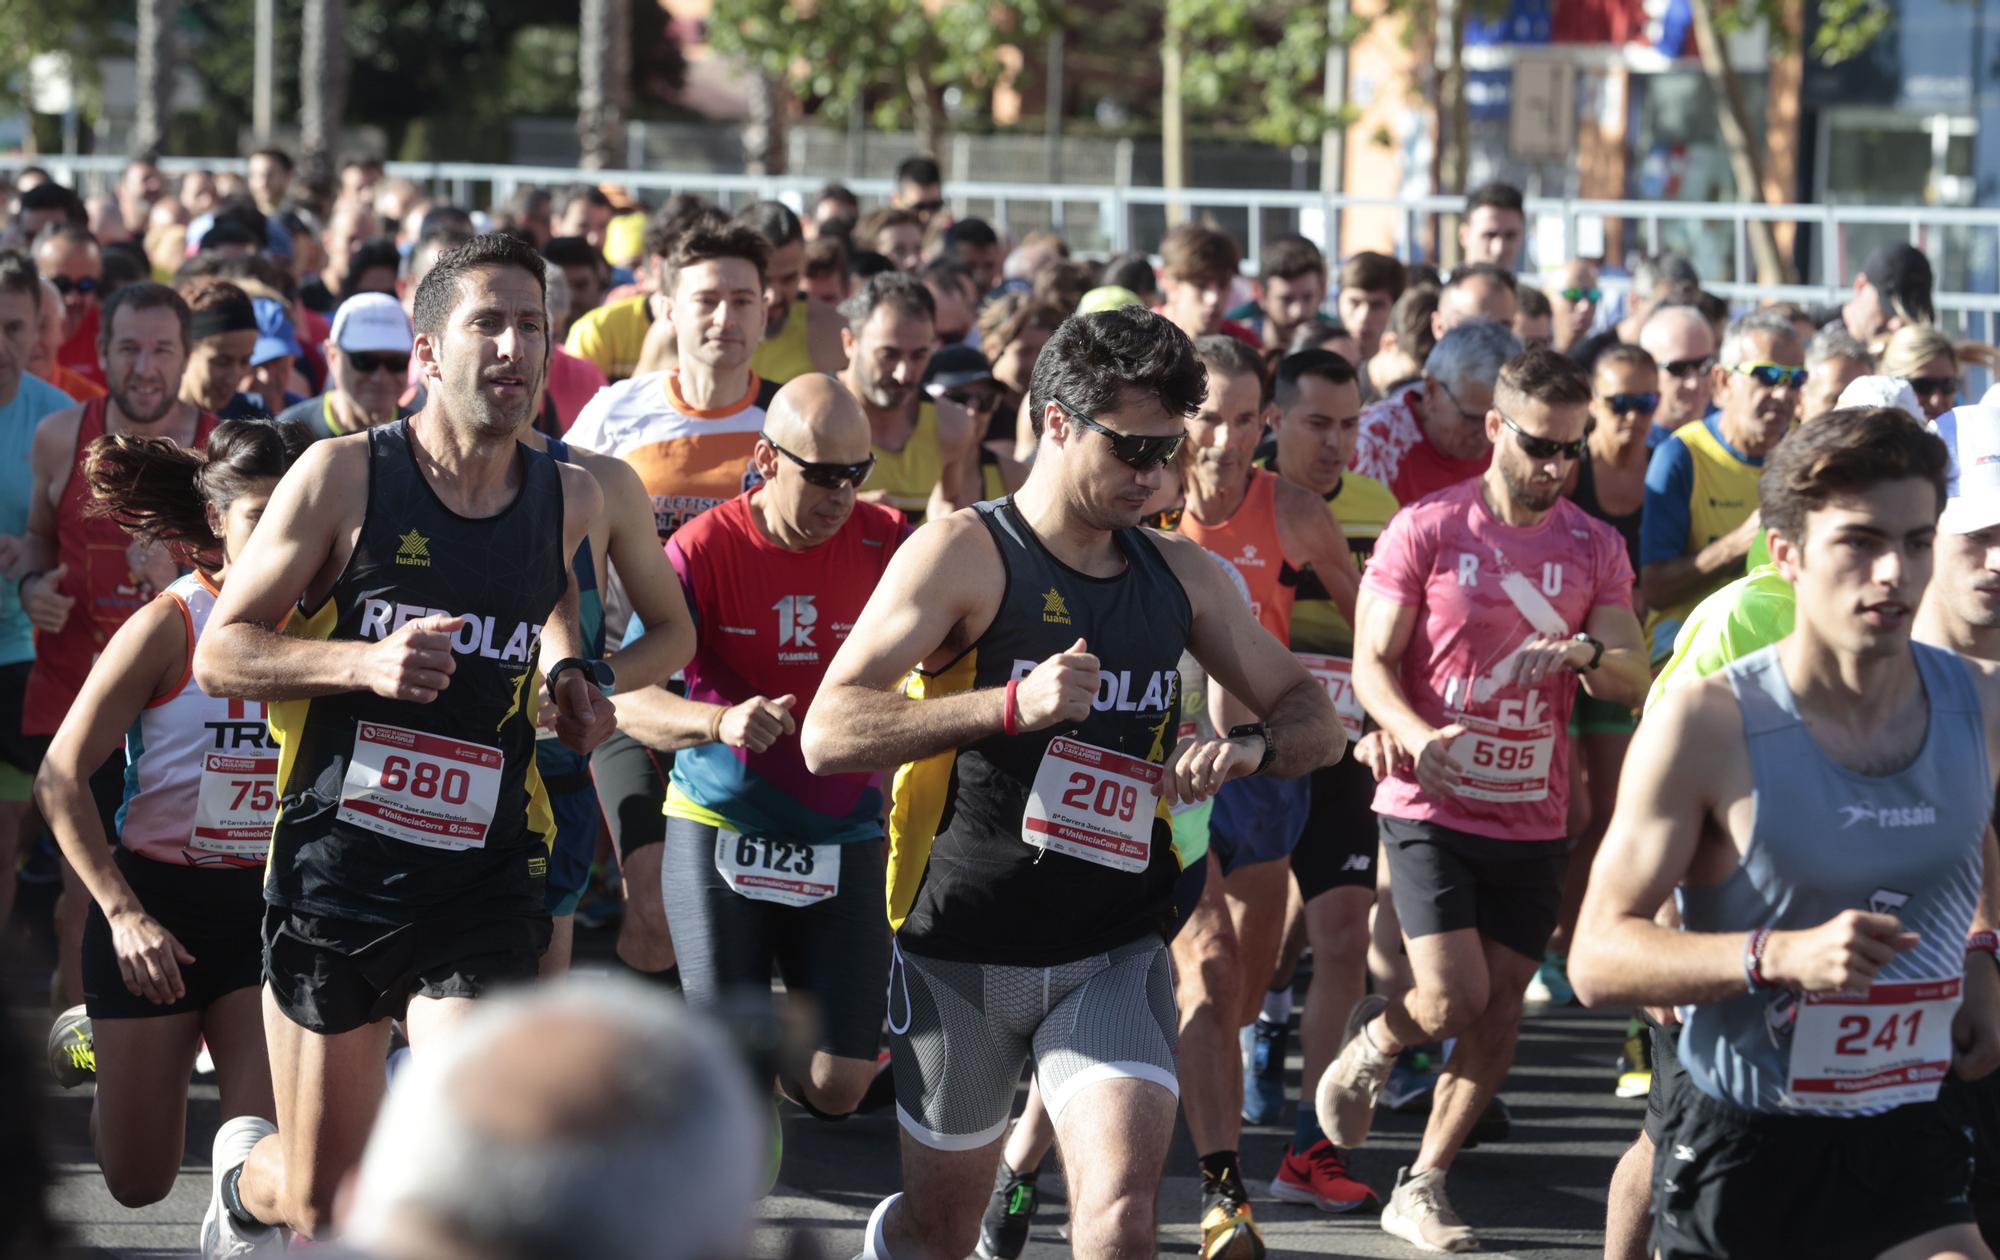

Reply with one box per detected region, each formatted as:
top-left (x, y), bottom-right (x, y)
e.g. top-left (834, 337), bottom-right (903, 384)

top-left (336, 722), bottom-right (503, 851)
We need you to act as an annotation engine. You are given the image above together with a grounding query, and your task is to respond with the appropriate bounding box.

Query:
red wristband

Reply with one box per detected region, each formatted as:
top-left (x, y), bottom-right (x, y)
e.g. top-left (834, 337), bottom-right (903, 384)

top-left (1003, 679), bottom-right (1021, 737)
top-left (1969, 931), bottom-right (1999, 956)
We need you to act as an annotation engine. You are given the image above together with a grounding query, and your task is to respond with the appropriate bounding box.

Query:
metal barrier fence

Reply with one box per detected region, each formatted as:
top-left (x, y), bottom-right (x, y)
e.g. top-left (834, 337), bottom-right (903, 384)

top-left (10, 152), bottom-right (1998, 343)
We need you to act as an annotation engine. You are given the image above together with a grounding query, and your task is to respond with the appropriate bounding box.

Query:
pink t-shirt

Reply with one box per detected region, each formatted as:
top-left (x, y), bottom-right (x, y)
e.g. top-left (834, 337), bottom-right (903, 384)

top-left (1363, 479), bottom-right (1635, 841)
top-left (547, 347), bottom-right (610, 433)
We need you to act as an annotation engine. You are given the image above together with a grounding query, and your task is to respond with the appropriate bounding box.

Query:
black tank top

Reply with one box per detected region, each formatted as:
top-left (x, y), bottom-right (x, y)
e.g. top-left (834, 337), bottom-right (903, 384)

top-left (887, 499), bottom-right (1193, 966)
top-left (266, 420), bottom-right (567, 924)
top-left (1572, 448), bottom-right (1643, 573)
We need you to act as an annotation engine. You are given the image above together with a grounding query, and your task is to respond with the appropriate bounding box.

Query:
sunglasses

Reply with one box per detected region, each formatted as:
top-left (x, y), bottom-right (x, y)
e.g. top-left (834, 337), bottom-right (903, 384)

top-left (1059, 399), bottom-right (1186, 470)
top-left (1148, 503), bottom-right (1187, 531)
top-left (908, 199), bottom-right (946, 214)
top-left (945, 388), bottom-right (1001, 414)
top-left (762, 434), bottom-right (877, 490)
top-left (1500, 411), bottom-right (1587, 462)
top-left (1729, 362), bottom-right (1808, 389)
top-left (347, 352), bottom-right (409, 375)
top-left (1604, 391), bottom-right (1660, 415)
top-left (1907, 374), bottom-right (1959, 398)
top-left (1661, 356), bottom-right (1715, 379)
top-left (51, 276), bottom-right (98, 296)
top-left (1559, 287), bottom-right (1603, 303)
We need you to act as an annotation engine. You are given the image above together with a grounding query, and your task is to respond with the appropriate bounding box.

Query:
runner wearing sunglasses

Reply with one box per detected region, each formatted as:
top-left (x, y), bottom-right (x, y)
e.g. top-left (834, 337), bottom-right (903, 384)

top-left (806, 306), bottom-right (1342, 1260)
top-left (34, 223), bottom-right (106, 389)
top-left (1640, 309), bottom-right (1804, 664)
top-left (278, 293), bottom-right (418, 439)
top-left (1547, 259), bottom-right (1600, 354)
top-left (925, 344), bottom-right (1027, 501)
top-left (1638, 303), bottom-right (1719, 448)
top-left (1316, 348), bottom-right (1647, 1253)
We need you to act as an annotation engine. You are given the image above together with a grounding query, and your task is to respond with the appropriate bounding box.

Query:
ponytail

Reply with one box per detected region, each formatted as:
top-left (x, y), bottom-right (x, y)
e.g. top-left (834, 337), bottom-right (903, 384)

top-left (85, 418), bottom-right (310, 556)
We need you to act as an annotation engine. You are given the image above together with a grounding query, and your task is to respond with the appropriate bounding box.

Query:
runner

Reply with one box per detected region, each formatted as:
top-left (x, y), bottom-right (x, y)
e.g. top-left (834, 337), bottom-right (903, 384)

top-left (610, 374), bottom-right (903, 1117)
top-left (1352, 320), bottom-right (1521, 507)
top-left (1173, 333), bottom-right (1360, 1255)
top-left (1236, 348), bottom-right (1398, 1212)
top-left (735, 200), bottom-right (847, 385)
top-left (1315, 348), bottom-right (1648, 1252)
top-left (565, 220), bottom-right (778, 986)
top-left (838, 272), bottom-right (979, 523)
top-left (173, 278), bottom-right (263, 419)
top-left (275, 292), bottom-right (418, 439)
top-left (39, 419), bottom-right (301, 1206)
top-left (1569, 406), bottom-right (2000, 1260)
top-left (188, 233), bottom-right (615, 1250)
top-left (802, 306), bottom-right (1343, 1260)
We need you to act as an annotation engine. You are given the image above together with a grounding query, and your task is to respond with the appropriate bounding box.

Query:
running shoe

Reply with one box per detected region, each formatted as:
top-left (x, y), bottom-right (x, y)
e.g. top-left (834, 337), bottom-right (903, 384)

top-left (975, 1163), bottom-right (1039, 1260)
top-left (1269, 1139), bottom-right (1380, 1213)
top-left (1616, 1017), bottom-right (1654, 1099)
top-left (1314, 993), bottom-right (1391, 1149)
top-left (201, 1115), bottom-right (286, 1258)
top-left (46, 1005), bottom-right (94, 1087)
top-left (1380, 1165), bottom-right (1478, 1253)
top-left (1382, 1049), bottom-right (1439, 1114)
top-left (1198, 1183), bottom-right (1267, 1260)
top-left (1524, 951), bottom-right (1574, 1006)
top-left (1241, 1016), bottom-right (1288, 1124)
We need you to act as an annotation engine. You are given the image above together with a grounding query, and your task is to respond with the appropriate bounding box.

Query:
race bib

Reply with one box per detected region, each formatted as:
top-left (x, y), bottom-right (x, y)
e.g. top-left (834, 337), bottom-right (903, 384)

top-left (1295, 652), bottom-right (1366, 742)
top-left (1023, 737), bottom-right (1163, 873)
top-left (335, 722), bottom-right (503, 851)
top-left (1786, 976), bottom-right (1961, 1112)
top-left (191, 751), bottom-right (278, 857)
top-left (1447, 712), bottom-right (1555, 803)
top-left (714, 830), bottom-right (840, 907)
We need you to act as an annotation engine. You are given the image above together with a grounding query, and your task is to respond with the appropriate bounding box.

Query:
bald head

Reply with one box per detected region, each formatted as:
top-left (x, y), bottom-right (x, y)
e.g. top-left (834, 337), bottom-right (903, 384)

top-left (766, 372), bottom-right (872, 464)
top-left (1435, 272), bottom-right (1518, 337)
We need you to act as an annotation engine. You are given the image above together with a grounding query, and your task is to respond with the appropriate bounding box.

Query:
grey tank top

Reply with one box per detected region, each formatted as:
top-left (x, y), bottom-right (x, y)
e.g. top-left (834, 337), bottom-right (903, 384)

top-left (1677, 642), bottom-right (1990, 1114)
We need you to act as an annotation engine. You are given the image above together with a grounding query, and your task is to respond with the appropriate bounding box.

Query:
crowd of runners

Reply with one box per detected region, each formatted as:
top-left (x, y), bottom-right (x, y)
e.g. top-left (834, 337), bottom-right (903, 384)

top-left (4, 150), bottom-right (2000, 1260)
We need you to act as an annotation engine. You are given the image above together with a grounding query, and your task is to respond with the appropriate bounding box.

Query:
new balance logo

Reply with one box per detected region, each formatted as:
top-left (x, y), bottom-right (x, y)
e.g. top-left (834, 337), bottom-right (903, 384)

top-left (1838, 803), bottom-right (1936, 830)
top-left (1341, 854), bottom-right (1371, 872)
top-left (395, 529), bottom-right (431, 567)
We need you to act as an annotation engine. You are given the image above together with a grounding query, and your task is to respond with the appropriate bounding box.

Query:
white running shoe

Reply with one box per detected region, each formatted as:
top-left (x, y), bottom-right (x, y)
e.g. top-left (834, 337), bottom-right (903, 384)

top-left (1380, 1165), bottom-right (1480, 1253)
top-left (200, 1115), bottom-right (286, 1259)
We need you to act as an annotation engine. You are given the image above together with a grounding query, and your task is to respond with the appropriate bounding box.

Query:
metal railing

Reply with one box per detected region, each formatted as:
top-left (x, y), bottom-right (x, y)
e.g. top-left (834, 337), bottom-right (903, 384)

top-left (11, 151), bottom-right (1997, 337)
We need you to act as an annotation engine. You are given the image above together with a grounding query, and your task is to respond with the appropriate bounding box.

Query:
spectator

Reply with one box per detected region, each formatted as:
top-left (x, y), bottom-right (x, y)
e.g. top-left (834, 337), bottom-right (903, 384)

top-left (1367, 283), bottom-right (1441, 399)
top-left (1158, 222), bottom-right (1257, 347)
top-left (1515, 285), bottom-right (1554, 351)
top-left (803, 235), bottom-right (850, 306)
top-left (1335, 250), bottom-right (1406, 363)
top-left (735, 200), bottom-right (847, 384)
top-left (1814, 242), bottom-right (1934, 346)
top-left (1800, 327), bottom-right (1874, 422)
top-left (944, 218), bottom-right (1004, 295)
top-left (241, 296), bottom-right (304, 414)
top-left (174, 277), bottom-right (265, 419)
top-left (557, 184), bottom-right (617, 253)
top-left (855, 207), bottom-right (924, 274)
top-left (1547, 258), bottom-right (1601, 354)
top-left (1432, 263), bottom-right (1518, 338)
top-left (1229, 235), bottom-right (1334, 351)
top-left (1638, 303), bottom-right (1719, 447)
top-left (542, 235), bottom-right (611, 326)
top-left (339, 978), bottom-right (766, 1260)
top-left (1568, 250), bottom-right (1700, 369)
top-left (277, 291), bottom-right (418, 438)
top-left (1639, 307), bottom-right (1804, 661)
top-left (809, 182), bottom-right (860, 240)
top-left (1878, 323), bottom-right (1964, 421)
top-left (891, 154), bottom-right (947, 229)
top-left (247, 147), bottom-right (294, 216)
top-left (1351, 317), bottom-right (1521, 503)
top-left (33, 224), bottom-right (105, 388)
top-left (1460, 181), bottom-right (1526, 268)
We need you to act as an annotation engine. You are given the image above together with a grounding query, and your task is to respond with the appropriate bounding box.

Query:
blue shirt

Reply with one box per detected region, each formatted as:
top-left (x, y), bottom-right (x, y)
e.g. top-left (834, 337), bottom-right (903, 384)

top-left (0, 375), bottom-right (75, 664)
top-left (1639, 414), bottom-right (1763, 571)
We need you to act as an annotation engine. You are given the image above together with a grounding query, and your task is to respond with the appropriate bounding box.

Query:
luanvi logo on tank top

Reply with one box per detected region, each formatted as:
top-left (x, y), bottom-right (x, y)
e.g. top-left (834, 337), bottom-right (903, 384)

top-left (395, 529), bottom-right (432, 567)
top-left (1042, 589), bottom-right (1071, 625)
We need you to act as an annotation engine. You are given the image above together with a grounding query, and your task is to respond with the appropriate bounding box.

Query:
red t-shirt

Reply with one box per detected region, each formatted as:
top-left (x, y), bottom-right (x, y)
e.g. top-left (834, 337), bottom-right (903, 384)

top-left (1353, 385), bottom-right (1492, 506)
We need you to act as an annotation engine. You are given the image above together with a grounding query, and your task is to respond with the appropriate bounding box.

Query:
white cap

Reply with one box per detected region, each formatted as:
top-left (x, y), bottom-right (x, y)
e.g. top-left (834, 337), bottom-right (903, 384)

top-left (330, 292), bottom-right (414, 355)
top-left (1837, 374), bottom-right (1923, 420)
top-left (1932, 405), bottom-right (2000, 535)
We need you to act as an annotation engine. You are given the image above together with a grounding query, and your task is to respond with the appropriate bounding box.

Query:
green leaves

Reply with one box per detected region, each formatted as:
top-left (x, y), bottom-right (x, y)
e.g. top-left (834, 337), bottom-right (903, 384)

top-left (1167, 0), bottom-right (1342, 147)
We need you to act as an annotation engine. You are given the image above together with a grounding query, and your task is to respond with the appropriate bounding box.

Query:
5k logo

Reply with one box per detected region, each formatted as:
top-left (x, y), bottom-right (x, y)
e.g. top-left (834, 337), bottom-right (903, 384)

top-left (774, 594), bottom-right (818, 647)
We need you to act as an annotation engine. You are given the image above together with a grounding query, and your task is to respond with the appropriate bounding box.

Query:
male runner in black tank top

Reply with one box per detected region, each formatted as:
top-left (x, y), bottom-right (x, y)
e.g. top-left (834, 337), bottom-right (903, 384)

top-left (805, 307), bottom-right (1345, 1260)
top-left (191, 234), bottom-right (616, 1253)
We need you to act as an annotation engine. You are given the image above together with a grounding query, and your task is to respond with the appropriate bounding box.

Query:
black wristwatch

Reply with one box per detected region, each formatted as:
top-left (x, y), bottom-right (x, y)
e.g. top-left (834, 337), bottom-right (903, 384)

top-left (1228, 723), bottom-right (1277, 775)
top-left (547, 657), bottom-right (616, 693)
top-left (1569, 632), bottom-right (1605, 673)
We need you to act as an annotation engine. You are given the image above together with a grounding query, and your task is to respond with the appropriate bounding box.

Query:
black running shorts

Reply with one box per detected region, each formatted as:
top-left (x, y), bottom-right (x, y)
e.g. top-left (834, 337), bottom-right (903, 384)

top-left (1291, 757), bottom-right (1381, 901)
top-left (262, 905), bottom-right (550, 1035)
top-left (1379, 814), bottom-right (1568, 961)
top-left (590, 730), bottom-right (671, 860)
top-left (83, 847), bottom-right (265, 1019)
top-left (1643, 1019), bottom-right (1692, 1147)
top-left (1652, 1089), bottom-right (1975, 1260)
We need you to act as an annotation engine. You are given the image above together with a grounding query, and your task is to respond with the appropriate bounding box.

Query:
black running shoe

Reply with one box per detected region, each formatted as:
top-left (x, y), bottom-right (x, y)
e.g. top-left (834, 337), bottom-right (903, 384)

top-left (976, 1163), bottom-right (1039, 1260)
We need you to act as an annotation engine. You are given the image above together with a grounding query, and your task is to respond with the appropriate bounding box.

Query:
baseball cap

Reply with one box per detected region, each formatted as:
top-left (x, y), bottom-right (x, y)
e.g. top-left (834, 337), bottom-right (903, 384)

top-left (1931, 405), bottom-right (2000, 535)
top-left (331, 292), bottom-right (414, 355)
top-left (924, 344), bottom-right (997, 392)
top-left (1836, 374), bottom-right (1923, 420)
top-left (1862, 243), bottom-right (1935, 327)
top-left (249, 298), bottom-right (303, 367)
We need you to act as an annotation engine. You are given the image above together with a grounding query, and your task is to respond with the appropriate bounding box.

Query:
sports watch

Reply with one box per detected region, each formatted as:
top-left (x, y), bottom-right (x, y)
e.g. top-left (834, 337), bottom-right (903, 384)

top-left (547, 657), bottom-right (616, 693)
top-left (1569, 632), bottom-right (1605, 673)
top-left (1228, 723), bottom-right (1277, 775)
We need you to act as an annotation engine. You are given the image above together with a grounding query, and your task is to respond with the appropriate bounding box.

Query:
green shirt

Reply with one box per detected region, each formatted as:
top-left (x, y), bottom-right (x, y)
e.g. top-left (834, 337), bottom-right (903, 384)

top-left (1644, 563), bottom-right (1795, 713)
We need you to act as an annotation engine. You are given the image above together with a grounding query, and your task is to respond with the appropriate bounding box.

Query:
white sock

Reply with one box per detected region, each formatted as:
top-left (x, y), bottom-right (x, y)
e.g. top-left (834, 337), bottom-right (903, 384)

top-left (857, 1192), bottom-right (901, 1260)
top-left (1260, 985), bottom-right (1293, 1026)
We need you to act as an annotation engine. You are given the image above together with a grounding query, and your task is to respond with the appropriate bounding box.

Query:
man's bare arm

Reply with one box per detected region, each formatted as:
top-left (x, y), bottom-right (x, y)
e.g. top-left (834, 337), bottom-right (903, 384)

top-left (926, 399), bottom-right (981, 522)
top-left (591, 455), bottom-right (693, 692)
top-left (1577, 602), bottom-right (1650, 707)
top-left (1641, 514), bottom-right (1759, 611)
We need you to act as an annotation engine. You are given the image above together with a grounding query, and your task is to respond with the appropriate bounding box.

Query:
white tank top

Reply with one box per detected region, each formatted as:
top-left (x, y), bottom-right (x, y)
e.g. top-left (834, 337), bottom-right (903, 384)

top-left (117, 572), bottom-right (279, 868)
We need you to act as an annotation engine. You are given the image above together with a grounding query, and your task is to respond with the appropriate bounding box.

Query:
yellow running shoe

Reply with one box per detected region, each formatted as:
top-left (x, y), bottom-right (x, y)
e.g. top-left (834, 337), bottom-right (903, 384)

top-left (1199, 1184), bottom-right (1267, 1260)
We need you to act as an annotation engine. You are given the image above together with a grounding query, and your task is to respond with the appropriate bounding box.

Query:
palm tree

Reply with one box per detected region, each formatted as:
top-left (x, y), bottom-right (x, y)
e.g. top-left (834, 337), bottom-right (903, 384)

top-left (133, 0), bottom-right (181, 156)
top-left (300, 0), bottom-right (349, 195)
top-left (578, 0), bottom-right (631, 170)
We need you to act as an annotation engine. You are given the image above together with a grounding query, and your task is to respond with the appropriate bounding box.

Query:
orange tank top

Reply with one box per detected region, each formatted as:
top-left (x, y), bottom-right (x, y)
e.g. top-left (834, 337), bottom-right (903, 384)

top-left (1178, 468), bottom-right (1294, 642)
top-left (23, 399), bottom-right (221, 734)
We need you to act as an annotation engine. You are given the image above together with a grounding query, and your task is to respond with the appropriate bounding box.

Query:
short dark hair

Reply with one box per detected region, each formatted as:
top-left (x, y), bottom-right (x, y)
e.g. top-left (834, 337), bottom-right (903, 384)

top-left (1105, 252), bottom-right (1158, 299)
top-left (541, 235), bottom-right (608, 274)
top-left (1496, 348), bottom-right (1592, 410)
top-left (1160, 223), bottom-right (1241, 282)
top-left (1259, 236), bottom-right (1325, 285)
top-left (1192, 334), bottom-right (1264, 388)
top-left (32, 222), bottom-right (97, 256)
top-left (249, 146), bottom-right (294, 173)
top-left (733, 200), bottom-right (804, 251)
top-left (1761, 407), bottom-right (1950, 547)
top-left (895, 156), bottom-right (943, 188)
top-left (1447, 262), bottom-right (1518, 295)
top-left (921, 257), bottom-right (977, 299)
top-left (804, 236), bottom-right (847, 279)
top-left (1466, 181), bottom-right (1525, 216)
top-left (558, 184), bottom-right (615, 216)
top-left (814, 182), bottom-right (859, 213)
top-left (19, 182), bottom-right (86, 227)
top-left (411, 233), bottom-right (547, 338)
top-left (98, 281), bottom-right (191, 354)
top-left (418, 205), bottom-right (476, 242)
top-left (341, 237), bottom-right (401, 299)
top-left (945, 218), bottom-right (999, 251)
top-left (1274, 349), bottom-right (1358, 410)
top-left (1286, 321), bottom-right (1354, 355)
top-left (1593, 343), bottom-right (1657, 381)
top-left (100, 242), bottom-right (151, 299)
top-left (848, 250), bottom-right (896, 283)
top-left (840, 270), bottom-right (935, 334)
top-left (644, 198), bottom-right (726, 263)
top-left (196, 220), bottom-right (261, 253)
top-left (0, 250), bottom-right (40, 312)
top-left (664, 224), bottom-right (770, 291)
top-left (1029, 308), bottom-right (1207, 438)
top-left (1339, 251), bottom-right (1406, 299)
top-left (1388, 285), bottom-right (1442, 364)
top-left (1516, 285), bottom-right (1551, 321)
top-left (856, 207), bottom-right (922, 248)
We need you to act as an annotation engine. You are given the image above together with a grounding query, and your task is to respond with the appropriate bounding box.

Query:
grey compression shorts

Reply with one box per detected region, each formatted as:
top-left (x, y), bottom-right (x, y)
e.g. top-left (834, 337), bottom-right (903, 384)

top-left (886, 935), bottom-right (1179, 1150)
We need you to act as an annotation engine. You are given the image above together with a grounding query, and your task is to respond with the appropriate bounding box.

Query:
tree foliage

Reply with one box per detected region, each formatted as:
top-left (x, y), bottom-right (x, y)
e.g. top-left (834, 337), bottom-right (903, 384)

top-left (1168, 0), bottom-right (1349, 147)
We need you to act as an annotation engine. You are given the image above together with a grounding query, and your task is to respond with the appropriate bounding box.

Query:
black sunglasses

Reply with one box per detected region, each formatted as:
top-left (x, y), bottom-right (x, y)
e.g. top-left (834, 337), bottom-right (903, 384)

top-left (1907, 374), bottom-right (1959, 398)
top-left (51, 276), bottom-right (98, 296)
top-left (1500, 411), bottom-right (1586, 461)
top-left (347, 352), bottom-right (409, 375)
top-left (1604, 391), bottom-right (1660, 415)
top-left (945, 387), bottom-right (1001, 414)
top-left (1058, 398), bottom-right (1186, 470)
top-left (762, 434), bottom-right (876, 490)
top-left (1661, 356), bottom-right (1716, 379)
